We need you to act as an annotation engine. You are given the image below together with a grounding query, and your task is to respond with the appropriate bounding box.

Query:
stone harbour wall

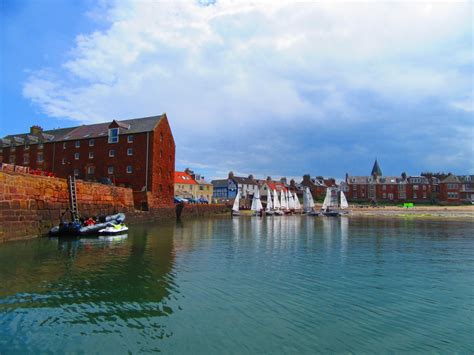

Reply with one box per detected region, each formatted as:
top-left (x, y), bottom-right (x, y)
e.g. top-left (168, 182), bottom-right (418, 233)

top-left (0, 170), bottom-right (230, 243)
top-left (0, 170), bottom-right (134, 242)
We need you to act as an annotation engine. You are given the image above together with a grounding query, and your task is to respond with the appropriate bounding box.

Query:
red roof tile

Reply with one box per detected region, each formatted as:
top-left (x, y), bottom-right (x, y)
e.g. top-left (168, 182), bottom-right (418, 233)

top-left (175, 171), bottom-right (197, 185)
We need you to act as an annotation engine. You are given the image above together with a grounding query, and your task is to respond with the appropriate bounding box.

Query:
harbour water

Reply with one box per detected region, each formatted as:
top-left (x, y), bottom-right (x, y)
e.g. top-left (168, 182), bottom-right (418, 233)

top-left (0, 216), bottom-right (473, 353)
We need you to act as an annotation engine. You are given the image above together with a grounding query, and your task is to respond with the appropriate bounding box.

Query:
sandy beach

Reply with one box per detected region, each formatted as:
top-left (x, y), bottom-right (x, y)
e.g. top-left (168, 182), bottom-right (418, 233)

top-left (343, 205), bottom-right (474, 219)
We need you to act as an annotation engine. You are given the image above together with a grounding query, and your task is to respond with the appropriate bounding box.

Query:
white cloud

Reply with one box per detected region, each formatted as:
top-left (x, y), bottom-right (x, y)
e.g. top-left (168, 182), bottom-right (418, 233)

top-left (22, 0), bottom-right (473, 175)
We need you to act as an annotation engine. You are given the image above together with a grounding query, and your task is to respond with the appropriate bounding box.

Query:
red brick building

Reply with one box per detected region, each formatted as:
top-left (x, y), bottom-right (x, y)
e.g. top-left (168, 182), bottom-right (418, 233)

top-left (0, 114), bottom-right (175, 209)
top-left (439, 174), bottom-right (461, 204)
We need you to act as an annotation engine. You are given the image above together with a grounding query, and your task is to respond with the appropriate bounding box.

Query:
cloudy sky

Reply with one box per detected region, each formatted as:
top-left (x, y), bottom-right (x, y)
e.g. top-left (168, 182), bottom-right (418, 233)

top-left (1, 0), bottom-right (473, 180)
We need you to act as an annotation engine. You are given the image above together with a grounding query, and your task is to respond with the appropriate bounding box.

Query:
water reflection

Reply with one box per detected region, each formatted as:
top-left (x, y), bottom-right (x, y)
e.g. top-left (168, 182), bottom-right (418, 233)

top-left (0, 216), bottom-right (472, 353)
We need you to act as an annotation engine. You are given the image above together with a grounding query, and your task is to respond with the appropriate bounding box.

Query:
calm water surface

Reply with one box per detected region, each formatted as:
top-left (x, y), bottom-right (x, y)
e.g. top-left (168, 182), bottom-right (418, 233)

top-left (0, 216), bottom-right (473, 353)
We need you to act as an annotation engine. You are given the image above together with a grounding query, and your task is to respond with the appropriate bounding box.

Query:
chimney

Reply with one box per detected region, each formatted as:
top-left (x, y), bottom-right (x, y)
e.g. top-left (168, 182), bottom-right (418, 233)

top-left (266, 176), bottom-right (272, 182)
top-left (248, 174), bottom-right (254, 180)
top-left (30, 125), bottom-right (43, 135)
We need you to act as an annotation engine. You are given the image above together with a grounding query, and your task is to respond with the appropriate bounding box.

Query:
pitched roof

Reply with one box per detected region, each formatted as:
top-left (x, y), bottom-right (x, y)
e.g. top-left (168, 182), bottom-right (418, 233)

top-left (371, 159), bottom-right (382, 176)
top-left (265, 181), bottom-right (288, 192)
top-left (232, 176), bottom-right (258, 185)
top-left (175, 171), bottom-right (197, 185)
top-left (2, 115), bottom-right (164, 144)
top-left (441, 174), bottom-right (461, 184)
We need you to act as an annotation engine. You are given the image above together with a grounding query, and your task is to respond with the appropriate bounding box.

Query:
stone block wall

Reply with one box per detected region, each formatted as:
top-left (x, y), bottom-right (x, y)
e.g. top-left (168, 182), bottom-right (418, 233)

top-left (0, 170), bottom-right (134, 242)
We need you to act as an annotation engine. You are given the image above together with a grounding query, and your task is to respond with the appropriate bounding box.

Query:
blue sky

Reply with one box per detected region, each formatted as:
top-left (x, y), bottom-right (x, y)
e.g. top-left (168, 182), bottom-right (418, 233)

top-left (1, 0), bottom-right (473, 180)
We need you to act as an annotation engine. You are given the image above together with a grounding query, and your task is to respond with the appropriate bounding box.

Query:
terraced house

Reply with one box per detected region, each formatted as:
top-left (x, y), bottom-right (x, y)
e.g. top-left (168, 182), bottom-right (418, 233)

top-left (0, 114), bottom-right (175, 209)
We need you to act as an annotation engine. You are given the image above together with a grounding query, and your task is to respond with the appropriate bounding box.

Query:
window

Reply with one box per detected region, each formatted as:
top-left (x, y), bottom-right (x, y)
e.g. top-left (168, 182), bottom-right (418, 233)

top-left (108, 166), bottom-right (114, 174)
top-left (423, 193), bottom-right (427, 199)
top-left (448, 192), bottom-right (458, 199)
top-left (159, 167), bottom-right (162, 176)
top-left (74, 153), bottom-right (80, 160)
top-left (109, 149), bottom-right (115, 157)
top-left (63, 142), bottom-right (67, 149)
top-left (37, 152), bottom-right (44, 163)
top-left (382, 185), bottom-right (386, 190)
top-left (9, 156), bottom-right (15, 164)
top-left (108, 128), bottom-right (119, 143)
top-left (62, 158), bottom-right (66, 165)
top-left (127, 135), bottom-right (133, 143)
top-left (413, 193), bottom-right (417, 199)
top-left (388, 193), bottom-right (393, 200)
top-left (38, 143), bottom-right (44, 150)
top-left (89, 152), bottom-right (94, 159)
top-left (23, 154), bottom-right (29, 164)
top-left (87, 166), bottom-right (95, 175)
top-left (75, 141), bottom-right (80, 148)
top-left (89, 139), bottom-right (95, 147)
top-left (11, 146), bottom-right (16, 152)
top-left (413, 185), bottom-right (419, 190)
top-left (399, 192), bottom-right (406, 199)
top-left (74, 168), bottom-right (79, 177)
top-left (126, 165), bottom-right (133, 174)
top-left (382, 193), bottom-right (386, 199)
top-left (25, 144), bottom-right (30, 150)
top-left (160, 132), bottom-right (163, 142)
top-left (127, 148), bottom-right (133, 156)
top-left (160, 150), bottom-right (163, 158)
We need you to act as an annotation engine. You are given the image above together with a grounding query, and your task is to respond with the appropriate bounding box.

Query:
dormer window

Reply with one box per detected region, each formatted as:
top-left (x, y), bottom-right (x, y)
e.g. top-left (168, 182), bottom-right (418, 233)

top-left (108, 128), bottom-right (119, 143)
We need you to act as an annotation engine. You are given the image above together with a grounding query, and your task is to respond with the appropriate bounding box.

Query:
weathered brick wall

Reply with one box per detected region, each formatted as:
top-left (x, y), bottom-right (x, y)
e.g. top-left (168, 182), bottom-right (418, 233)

top-left (0, 171), bottom-right (134, 242)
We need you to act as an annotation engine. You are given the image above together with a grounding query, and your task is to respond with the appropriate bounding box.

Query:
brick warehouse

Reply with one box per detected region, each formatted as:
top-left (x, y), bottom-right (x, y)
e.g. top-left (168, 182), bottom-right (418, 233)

top-left (0, 114), bottom-right (175, 209)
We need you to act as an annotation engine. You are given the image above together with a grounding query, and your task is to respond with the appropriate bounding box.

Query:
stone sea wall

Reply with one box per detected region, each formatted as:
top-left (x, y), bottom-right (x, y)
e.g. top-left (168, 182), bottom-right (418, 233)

top-left (0, 170), bottom-right (134, 242)
top-left (0, 170), bottom-right (230, 243)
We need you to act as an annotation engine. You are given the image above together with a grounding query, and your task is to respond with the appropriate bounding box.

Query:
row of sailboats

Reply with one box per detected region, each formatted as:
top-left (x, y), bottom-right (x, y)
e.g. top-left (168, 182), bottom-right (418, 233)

top-left (232, 186), bottom-right (349, 217)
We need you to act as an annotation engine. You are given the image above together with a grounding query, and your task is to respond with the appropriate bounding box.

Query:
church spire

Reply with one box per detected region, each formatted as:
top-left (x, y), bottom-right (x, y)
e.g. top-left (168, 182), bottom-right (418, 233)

top-left (371, 159), bottom-right (382, 177)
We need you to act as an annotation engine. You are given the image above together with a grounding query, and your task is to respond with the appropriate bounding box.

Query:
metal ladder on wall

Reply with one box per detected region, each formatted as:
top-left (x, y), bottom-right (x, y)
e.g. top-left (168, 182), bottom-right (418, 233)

top-left (68, 176), bottom-right (79, 222)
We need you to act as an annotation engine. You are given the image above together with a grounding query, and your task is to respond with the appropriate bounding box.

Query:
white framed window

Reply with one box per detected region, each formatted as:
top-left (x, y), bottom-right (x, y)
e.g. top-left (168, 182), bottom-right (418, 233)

top-left (89, 139), bottom-right (95, 147)
top-left (89, 152), bottom-right (94, 159)
top-left (127, 135), bottom-right (133, 143)
top-left (63, 142), bottom-right (67, 149)
top-left (37, 152), bottom-right (44, 163)
top-left (38, 143), bottom-right (44, 150)
top-left (126, 165), bottom-right (133, 174)
top-left (413, 185), bottom-right (419, 190)
top-left (87, 166), bottom-right (95, 175)
top-left (413, 193), bottom-right (417, 199)
top-left (127, 148), bottom-right (133, 156)
top-left (23, 154), bottom-right (29, 164)
top-left (62, 158), bottom-right (66, 165)
top-left (108, 166), bottom-right (114, 174)
top-left (74, 168), bottom-right (79, 177)
top-left (108, 128), bottom-right (119, 143)
top-left (109, 149), bottom-right (115, 157)
top-left (74, 152), bottom-right (80, 160)
top-left (75, 141), bottom-right (80, 148)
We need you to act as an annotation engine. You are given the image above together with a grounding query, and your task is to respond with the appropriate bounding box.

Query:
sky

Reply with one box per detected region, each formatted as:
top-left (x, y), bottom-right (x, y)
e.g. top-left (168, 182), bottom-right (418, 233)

top-left (1, 0), bottom-right (473, 181)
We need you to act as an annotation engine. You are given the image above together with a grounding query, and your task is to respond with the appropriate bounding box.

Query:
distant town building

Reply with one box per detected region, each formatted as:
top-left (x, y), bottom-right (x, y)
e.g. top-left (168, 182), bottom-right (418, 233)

top-left (174, 171), bottom-right (197, 199)
top-left (0, 114), bottom-right (175, 209)
top-left (183, 168), bottom-right (213, 202)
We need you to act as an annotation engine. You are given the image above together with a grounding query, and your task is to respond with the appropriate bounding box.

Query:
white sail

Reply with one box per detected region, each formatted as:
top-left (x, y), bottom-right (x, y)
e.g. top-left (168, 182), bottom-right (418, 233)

top-left (294, 192), bottom-right (301, 210)
top-left (232, 190), bottom-right (240, 212)
top-left (322, 188), bottom-right (331, 210)
top-left (340, 190), bottom-right (349, 209)
top-left (273, 189), bottom-right (281, 209)
top-left (266, 189), bottom-right (273, 211)
top-left (288, 190), bottom-right (295, 210)
top-left (303, 187), bottom-right (310, 212)
top-left (280, 189), bottom-right (288, 209)
top-left (251, 189), bottom-right (263, 212)
top-left (308, 189), bottom-right (315, 208)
